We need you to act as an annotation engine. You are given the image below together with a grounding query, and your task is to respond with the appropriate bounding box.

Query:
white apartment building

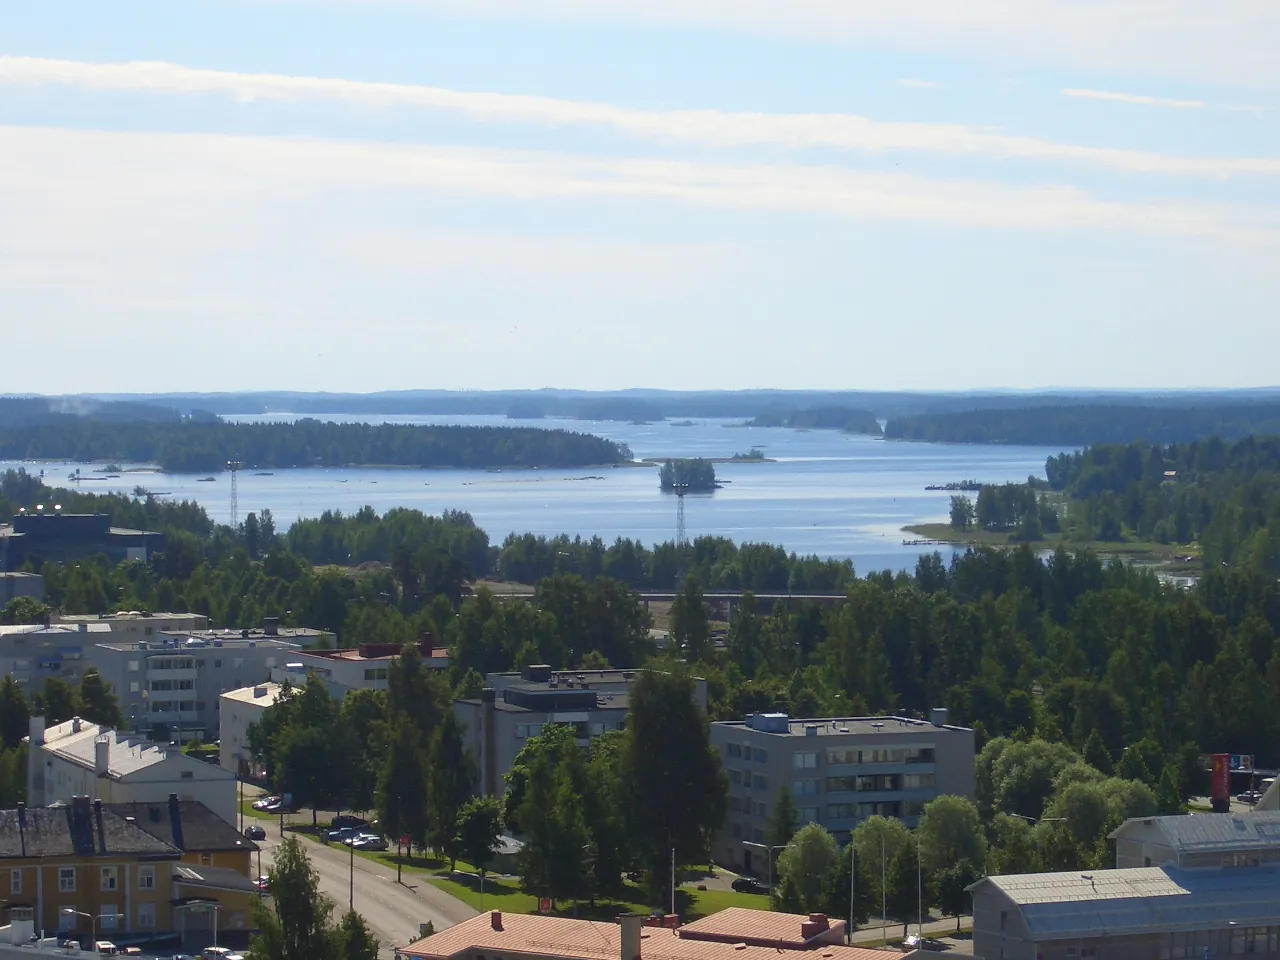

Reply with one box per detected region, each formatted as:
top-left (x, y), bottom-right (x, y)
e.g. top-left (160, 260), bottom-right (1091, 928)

top-left (218, 683), bottom-right (285, 777)
top-left (271, 639), bottom-right (448, 695)
top-left (25, 716), bottom-right (237, 825)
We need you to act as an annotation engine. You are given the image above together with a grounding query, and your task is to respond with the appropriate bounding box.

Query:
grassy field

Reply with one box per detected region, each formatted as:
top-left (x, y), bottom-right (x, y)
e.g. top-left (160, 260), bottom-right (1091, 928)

top-left (903, 523), bottom-right (1202, 567)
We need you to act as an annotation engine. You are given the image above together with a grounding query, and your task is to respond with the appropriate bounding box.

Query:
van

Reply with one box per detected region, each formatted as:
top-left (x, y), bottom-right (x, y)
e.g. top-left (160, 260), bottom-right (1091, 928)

top-left (203, 947), bottom-right (233, 960)
top-left (95, 942), bottom-right (119, 956)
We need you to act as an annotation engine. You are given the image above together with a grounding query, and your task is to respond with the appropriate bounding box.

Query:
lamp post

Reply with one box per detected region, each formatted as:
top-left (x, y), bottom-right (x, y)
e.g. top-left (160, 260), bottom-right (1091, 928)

top-left (847, 839), bottom-right (856, 943)
top-left (1009, 814), bottom-right (1065, 867)
top-left (58, 909), bottom-right (96, 947)
top-left (742, 841), bottom-right (788, 897)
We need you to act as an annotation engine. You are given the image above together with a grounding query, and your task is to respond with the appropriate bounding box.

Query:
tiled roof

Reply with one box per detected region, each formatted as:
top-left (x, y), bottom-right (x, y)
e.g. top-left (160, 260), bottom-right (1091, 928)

top-left (0, 803), bottom-right (179, 859)
top-left (678, 908), bottom-right (846, 946)
top-left (107, 799), bottom-right (257, 853)
top-left (402, 913), bottom-right (905, 960)
top-left (972, 866), bottom-right (1280, 941)
top-left (1110, 812), bottom-right (1280, 852)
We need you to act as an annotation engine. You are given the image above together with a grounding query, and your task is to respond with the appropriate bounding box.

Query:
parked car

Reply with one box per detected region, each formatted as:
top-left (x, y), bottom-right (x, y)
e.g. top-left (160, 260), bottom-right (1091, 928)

top-left (904, 935), bottom-right (945, 951)
top-left (203, 948), bottom-right (233, 960)
top-left (351, 834), bottom-right (388, 851)
top-left (326, 826), bottom-right (359, 843)
top-left (252, 796), bottom-right (281, 811)
top-left (731, 877), bottom-right (769, 895)
top-left (254, 876), bottom-right (271, 892)
top-left (332, 815), bottom-right (369, 831)
top-left (94, 941), bottom-right (118, 956)
top-left (244, 824), bottom-right (266, 840)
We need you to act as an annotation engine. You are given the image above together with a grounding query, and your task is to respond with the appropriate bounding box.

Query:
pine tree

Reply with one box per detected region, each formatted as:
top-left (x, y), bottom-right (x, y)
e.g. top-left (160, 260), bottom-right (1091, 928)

top-left (333, 909), bottom-right (379, 960)
top-left (427, 713), bottom-right (476, 868)
top-left (1082, 730), bottom-right (1114, 775)
top-left (1156, 767), bottom-right (1183, 815)
top-left (78, 669), bottom-right (124, 729)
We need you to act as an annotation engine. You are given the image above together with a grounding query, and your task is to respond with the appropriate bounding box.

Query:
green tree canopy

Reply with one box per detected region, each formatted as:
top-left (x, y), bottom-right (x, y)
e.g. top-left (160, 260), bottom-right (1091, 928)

top-left (917, 795), bottom-right (987, 873)
top-left (774, 823), bottom-right (840, 914)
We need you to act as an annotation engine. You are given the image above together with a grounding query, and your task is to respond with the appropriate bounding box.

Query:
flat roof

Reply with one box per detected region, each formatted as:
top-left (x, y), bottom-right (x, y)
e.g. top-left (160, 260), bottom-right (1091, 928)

top-left (308, 646), bottom-right (449, 663)
top-left (402, 912), bottom-right (905, 960)
top-left (185, 627), bottom-right (331, 640)
top-left (220, 683), bottom-right (285, 707)
top-left (56, 611), bottom-right (205, 622)
top-left (971, 866), bottom-right (1280, 941)
top-left (0, 622), bottom-right (112, 637)
top-left (95, 637), bottom-right (299, 652)
top-left (713, 716), bottom-right (970, 737)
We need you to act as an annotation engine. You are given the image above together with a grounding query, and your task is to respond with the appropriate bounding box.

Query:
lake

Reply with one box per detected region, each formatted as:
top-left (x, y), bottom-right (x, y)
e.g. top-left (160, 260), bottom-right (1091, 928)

top-left (4, 415), bottom-right (1067, 574)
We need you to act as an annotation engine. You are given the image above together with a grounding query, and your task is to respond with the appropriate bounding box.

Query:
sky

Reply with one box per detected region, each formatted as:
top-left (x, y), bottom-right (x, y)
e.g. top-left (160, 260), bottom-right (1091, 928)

top-left (2, 1), bottom-right (1279, 394)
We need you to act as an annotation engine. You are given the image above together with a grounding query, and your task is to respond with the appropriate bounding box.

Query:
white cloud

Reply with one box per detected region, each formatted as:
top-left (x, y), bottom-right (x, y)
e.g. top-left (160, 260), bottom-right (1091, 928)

top-left (285, 0), bottom-right (1280, 89)
top-left (897, 78), bottom-right (943, 90)
top-left (4, 57), bottom-right (1280, 180)
top-left (1062, 88), bottom-right (1204, 109)
top-left (0, 125), bottom-right (1273, 248)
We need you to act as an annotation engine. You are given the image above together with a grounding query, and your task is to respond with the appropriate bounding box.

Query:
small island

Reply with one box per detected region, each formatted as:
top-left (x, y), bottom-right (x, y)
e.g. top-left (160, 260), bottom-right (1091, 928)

top-left (731, 448), bottom-right (767, 461)
top-left (747, 406), bottom-right (883, 435)
top-left (924, 479), bottom-right (983, 491)
top-left (659, 458), bottom-right (718, 492)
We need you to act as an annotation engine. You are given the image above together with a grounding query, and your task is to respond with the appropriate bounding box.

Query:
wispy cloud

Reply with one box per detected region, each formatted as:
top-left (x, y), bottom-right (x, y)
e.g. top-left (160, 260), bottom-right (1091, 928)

top-left (3, 57), bottom-right (1279, 181)
top-left (1062, 87), bottom-right (1204, 110)
top-left (897, 78), bottom-right (943, 90)
top-left (1, 125), bottom-right (1274, 247)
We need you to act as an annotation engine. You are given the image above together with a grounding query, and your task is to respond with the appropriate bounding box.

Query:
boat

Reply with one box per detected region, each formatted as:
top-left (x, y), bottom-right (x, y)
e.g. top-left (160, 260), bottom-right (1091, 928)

top-left (197, 476), bottom-right (216, 483)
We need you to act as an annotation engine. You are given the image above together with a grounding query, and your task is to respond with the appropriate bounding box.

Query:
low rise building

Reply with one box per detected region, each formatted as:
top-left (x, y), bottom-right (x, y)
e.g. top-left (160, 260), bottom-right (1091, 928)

top-left (184, 617), bottom-right (335, 650)
top-left (0, 571), bottom-right (44, 605)
top-left (0, 622), bottom-right (114, 693)
top-left (1111, 810), bottom-right (1280, 869)
top-left (26, 717), bottom-right (238, 826)
top-left (271, 638), bottom-right (447, 695)
top-left (399, 910), bottom-right (911, 960)
top-left (55, 611), bottom-right (210, 641)
top-left (218, 683), bottom-right (285, 777)
top-left (677, 909), bottom-right (847, 949)
top-left (710, 711), bottom-right (975, 873)
top-left (455, 666), bottom-right (708, 798)
top-left (87, 633), bottom-right (299, 742)
top-left (0, 511), bottom-right (163, 571)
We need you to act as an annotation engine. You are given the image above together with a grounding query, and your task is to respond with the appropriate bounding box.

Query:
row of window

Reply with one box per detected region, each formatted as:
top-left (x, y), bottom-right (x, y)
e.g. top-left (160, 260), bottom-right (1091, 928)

top-left (17, 865), bottom-right (158, 895)
top-left (824, 773), bottom-right (936, 792)
top-left (1160, 927), bottom-right (1280, 958)
top-left (724, 743), bottom-right (769, 763)
top-left (728, 770), bottom-right (771, 790)
top-left (150, 700), bottom-right (198, 714)
top-left (150, 678), bottom-right (195, 692)
top-left (514, 720), bottom-right (626, 739)
top-left (364, 668), bottom-right (389, 681)
top-left (727, 823), bottom-right (766, 843)
top-left (129, 657), bottom-right (257, 671)
top-left (48, 902), bottom-right (156, 931)
top-left (826, 746), bottom-right (936, 765)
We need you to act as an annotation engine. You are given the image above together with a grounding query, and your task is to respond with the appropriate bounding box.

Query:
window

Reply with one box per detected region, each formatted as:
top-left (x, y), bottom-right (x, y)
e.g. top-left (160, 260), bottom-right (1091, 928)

top-left (726, 743), bottom-right (742, 758)
top-left (792, 751), bottom-right (818, 769)
top-left (138, 865), bottom-right (155, 890)
top-left (798, 806), bottom-right (820, 823)
top-left (730, 822), bottom-right (742, 839)
top-left (128, 660), bottom-right (140, 672)
top-left (826, 776), bottom-right (856, 792)
top-left (58, 867), bottom-right (75, 893)
top-left (9, 869), bottom-right (20, 895)
top-left (826, 803), bottom-right (854, 819)
top-left (137, 902), bottom-right (156, 929)
top-left (752, 774), bottom-right (769, 791)
top-left (129, 682), bottom-right (140, 694)
top-left (200, 853), bottom-right (213, 866)
top-left (902, 773), bottom-right (935, 790)
top-left (793, 779), bottom-right (819, 796)
top-left (99, 905), bottom-right (118, 931)
top-left (752, 801), bottom-right (767, 817)
top-left (214, 659), bottom-right (223, 668)
top-left (363, 668), bottom-right (388, 681)
top-left (752, 747), bottom-right (769, 763)
top-left (857, 774), bottom-right (901, 792)
top-left (234, 657), bottom-right (245, 669)
top-left (730, 770), bottom-right (742, 785)
top-left (1000, 911), bottom-right (1007, 931)
top-left (751, 828), bottom-right (765, 843)
top-left (729, 797), bottom-right (742, 812)
top-left (100, 867), bottom-right (118, 891)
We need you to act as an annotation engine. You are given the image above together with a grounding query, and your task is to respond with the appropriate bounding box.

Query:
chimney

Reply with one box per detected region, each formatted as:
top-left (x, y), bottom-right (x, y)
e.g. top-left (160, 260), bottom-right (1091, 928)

top-left (620, 915), bottom-right (642, 960)
top-left (930, 707), bottom-right (949, 727)
top-left (71, 716), bottom-right (82, 734)
top-left (94, 736), bottom-right (110, 776)
top-left (253, 686), bottom-right (267, 698)
top-left (263, 617), bottom-right (279, 637)
top-left (800, 915), bottom-right (829, 939)
top-left (490, 910), bottom-right (503, 931)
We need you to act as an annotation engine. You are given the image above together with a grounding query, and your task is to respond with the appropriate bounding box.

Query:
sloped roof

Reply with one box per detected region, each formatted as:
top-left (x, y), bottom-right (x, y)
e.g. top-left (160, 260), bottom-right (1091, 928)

top-left (971, 866), bottom-right (1280, 941)
top-left (174, 863), bottom-right (257, 895)
top-left (0, 804), bottom-right (179, 859)
top-left (678, 908), bottom-right (845, 947)
top-left (107, 800), bottom-right (256, 854)
top-left (1109, 812), bottom-right (1280, 853)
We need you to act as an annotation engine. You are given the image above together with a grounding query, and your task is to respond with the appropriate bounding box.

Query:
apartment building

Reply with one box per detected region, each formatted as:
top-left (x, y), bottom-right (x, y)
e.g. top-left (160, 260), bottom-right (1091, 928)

top-left (218, 683), bottom-right (285, 777)
top-left (455, 666), bottom-right (708, 798)
top-left (271, 638), bottom-right (448, 695)
top-left (26, 717), bottom-right (237, 826)
top-left (87, 634), bottom-right (299, 743)
top-left (710, 711), bottom-right (975, 873)
top-left (0, 622), bottom-right (113, 693)
top-left (183, 617), bottom-right (335, 649)
top-left (54, 611), bottom-right (210, 641)
top-left (970, 812), bottom-right (1280, 960)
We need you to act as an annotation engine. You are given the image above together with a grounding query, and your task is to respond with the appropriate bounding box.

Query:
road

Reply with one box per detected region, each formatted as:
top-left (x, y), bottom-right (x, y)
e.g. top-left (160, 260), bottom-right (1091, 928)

top-left (255, 828), bottom-right (476, 958)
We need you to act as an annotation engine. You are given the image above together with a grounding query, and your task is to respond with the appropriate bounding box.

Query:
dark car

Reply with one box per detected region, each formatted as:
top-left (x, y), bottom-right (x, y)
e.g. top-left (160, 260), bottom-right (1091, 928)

top-left (243, 824), bottom-right (266, 840)
top-left (731, 877), bottom-right (769, 895)
top-left (332, 815), bottom-right (369, 831)
top-left (351, 834), bottom-right (388, 851)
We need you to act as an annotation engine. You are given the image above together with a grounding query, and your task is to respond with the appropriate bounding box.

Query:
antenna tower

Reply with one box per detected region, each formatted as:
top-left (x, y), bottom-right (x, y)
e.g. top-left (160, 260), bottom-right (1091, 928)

top-left (674, 481), bottom-right (690, 580)
top-left (227, 461), bottom-right (245, 529)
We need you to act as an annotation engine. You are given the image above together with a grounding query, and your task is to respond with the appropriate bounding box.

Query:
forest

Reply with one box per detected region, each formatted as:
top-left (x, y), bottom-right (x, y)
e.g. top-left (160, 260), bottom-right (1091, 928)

top-left (658, 458), bottom-right (718, 492)
top-left (748, 406), bottom-right (882, 435)
top-left (885, 402), bottom-right (1280, 446)
top-left (0, 419), bottom-right (631, 473)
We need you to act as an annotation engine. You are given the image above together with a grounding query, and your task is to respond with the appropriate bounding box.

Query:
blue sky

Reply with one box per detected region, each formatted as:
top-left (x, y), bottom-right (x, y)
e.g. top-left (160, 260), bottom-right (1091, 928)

top-left (2, 1), bottom-right (1278, 393)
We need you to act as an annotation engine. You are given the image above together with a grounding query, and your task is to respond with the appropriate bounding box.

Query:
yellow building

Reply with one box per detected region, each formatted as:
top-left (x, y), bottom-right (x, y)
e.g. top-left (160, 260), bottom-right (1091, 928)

top-left (1, 797), bottom-right (179, 941)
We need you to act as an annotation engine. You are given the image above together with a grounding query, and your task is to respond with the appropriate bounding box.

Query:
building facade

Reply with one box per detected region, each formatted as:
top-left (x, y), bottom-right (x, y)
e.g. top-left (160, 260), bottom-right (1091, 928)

top-left (26, 717), bottom-right (238, 826)
top-left (87, 634), bottom-right (299, 742)
top-left (710, 711), bottom-right (975, 873)
top-left (0, 572), bottom-right (44, 605)
top-left (456, 666), bottom-right (708, 798)
top-left (0, 512), bottom-right (163, 571)
top-left (271, 639), bottom-right (447, 695)
top-left (0, 622), bottom-right (114, 693)
top-left (55, 611), bottom-right (210, 641)
top-left (218, 683), bottom-right (284, 777)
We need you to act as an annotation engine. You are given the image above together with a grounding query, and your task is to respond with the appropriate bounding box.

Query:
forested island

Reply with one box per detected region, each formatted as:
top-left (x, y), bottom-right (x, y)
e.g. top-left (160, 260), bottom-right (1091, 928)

top-left (885, 402), bottom-right (1280, 445)
top-left (658, 458), bottom-right (718, 492)
top-left (0, 418), bottom-right (631, 473)
top-left (748, 406), bottom-right (882, 435)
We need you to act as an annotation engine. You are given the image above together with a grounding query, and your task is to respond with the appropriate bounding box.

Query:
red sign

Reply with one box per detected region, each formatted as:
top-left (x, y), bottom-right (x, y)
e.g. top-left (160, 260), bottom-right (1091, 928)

top-left (538, 898), bottom-right (552, 915)
top-left (400, 834), bottom-right (412, 848)
top-left (1211, 754), bottom-right (1231, 804)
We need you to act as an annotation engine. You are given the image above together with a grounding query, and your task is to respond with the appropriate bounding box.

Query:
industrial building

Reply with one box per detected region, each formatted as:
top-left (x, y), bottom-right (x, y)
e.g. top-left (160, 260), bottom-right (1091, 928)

top-left (0, 511), bottom-right (163, 571)
top-left (25, 716), bottom-right (238, 825)
top-left (709, 711), bottom-right (975, 873)
top-left (86, 631), bottom-right (299, 743)
top-left (969, 812), bottom-right (1280, 960)
top-left (455, 666), bottom-right (708, 798)
top-left (0, 571), bottom-right (44, 605)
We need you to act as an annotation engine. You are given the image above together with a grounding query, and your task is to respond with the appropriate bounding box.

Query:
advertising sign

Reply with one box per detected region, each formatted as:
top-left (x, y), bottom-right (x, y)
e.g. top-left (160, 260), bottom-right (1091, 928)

top-left (1211, 754), bottom-right (1231, 808)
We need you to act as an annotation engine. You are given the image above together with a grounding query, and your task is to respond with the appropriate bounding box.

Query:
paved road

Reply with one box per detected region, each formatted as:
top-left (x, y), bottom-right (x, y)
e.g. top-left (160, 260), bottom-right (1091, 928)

top-left (255, 828), bottom-right (477, 958)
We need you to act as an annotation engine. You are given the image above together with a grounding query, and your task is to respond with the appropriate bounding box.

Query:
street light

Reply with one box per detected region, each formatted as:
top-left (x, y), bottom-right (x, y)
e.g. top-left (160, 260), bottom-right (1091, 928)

top-left (1009, 814), bottom-right (1065, 867)
top-left (58, 908), bottom-right (96, 947)
top-left (742, 841), bottom-right (788, 897)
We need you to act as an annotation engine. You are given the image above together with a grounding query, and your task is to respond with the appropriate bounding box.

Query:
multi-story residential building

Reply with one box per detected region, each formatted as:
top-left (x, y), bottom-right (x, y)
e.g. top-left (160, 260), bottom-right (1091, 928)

top-left (710, 711), bottom-right (975, 873)
top-left (969, 812), bottom-right (1280, 960)
top-left (87, 634), bottom-right (300, 742)
top-left (183, 617), bottom-right (335, 649)
top-left (0, 797), bottom-right (179, 942)
top-left (218, 683), bottom-right (285, 777)
top-left (270, 638), bottom-right (448, 695)
top-left (26, 717), bottom-right (238, 826)
top-left (0, 571), bottom-right (44, 604)
top-left (455, 666), bottom-right (708, 798)
top-left (55, 611), bottom-right (210, 641)
top-left (0, 622), bottom-right (113, 693)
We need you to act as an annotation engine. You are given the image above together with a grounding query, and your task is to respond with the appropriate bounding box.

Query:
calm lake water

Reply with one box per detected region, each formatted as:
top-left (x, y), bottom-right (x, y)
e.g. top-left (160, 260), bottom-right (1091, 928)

top-left (5, 415), bottom-right (1067, 574)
